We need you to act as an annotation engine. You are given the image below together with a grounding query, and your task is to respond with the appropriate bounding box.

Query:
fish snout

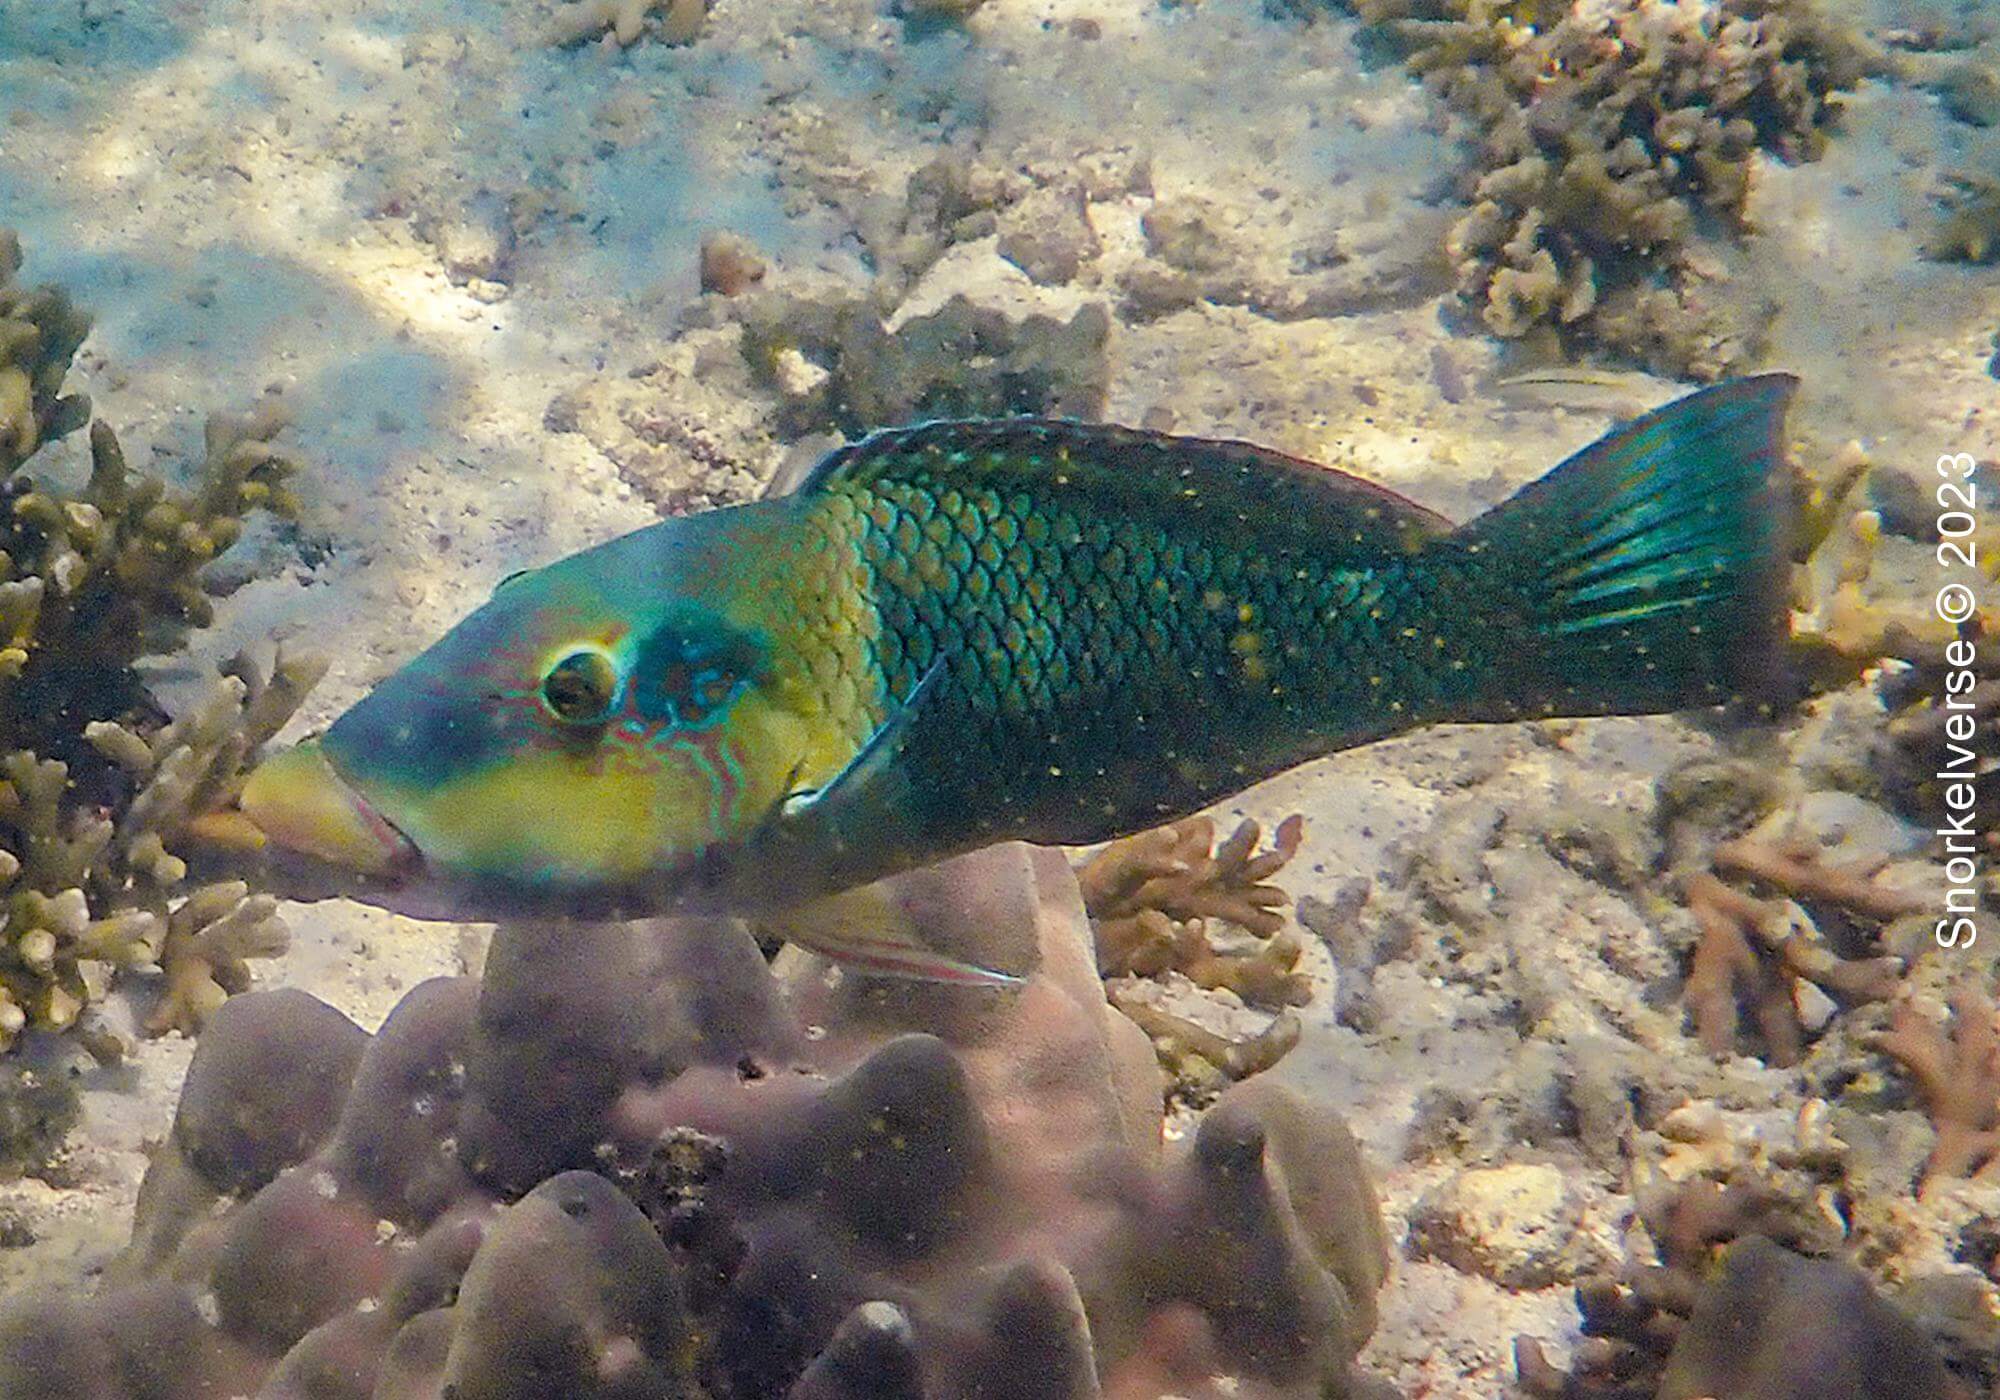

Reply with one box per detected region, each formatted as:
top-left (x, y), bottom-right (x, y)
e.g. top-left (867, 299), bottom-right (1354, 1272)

top-left (238, 740), bottom-right (420, 878)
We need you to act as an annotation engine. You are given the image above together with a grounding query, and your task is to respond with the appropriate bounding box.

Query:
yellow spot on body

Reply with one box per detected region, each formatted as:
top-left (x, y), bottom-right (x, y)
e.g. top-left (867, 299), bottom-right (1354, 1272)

top-left (1203, 588), bottom-right (1226, 611)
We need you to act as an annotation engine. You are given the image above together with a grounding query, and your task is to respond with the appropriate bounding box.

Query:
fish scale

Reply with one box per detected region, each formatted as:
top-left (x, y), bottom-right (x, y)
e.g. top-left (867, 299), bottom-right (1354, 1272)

top-left (811, 436), bottom-right (1485, 850)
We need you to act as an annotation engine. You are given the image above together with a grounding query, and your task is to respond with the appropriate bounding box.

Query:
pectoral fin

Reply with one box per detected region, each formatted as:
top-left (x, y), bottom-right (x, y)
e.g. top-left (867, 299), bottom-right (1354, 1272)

top-left (759, 880), bottom-right (1023, 989)
top-left (781, 660), bottom-right (942, 826)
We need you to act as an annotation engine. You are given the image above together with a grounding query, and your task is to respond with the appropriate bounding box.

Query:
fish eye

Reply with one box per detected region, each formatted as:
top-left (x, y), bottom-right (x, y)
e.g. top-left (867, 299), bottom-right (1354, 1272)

top-left (540, 648), bottom-right (621, 726)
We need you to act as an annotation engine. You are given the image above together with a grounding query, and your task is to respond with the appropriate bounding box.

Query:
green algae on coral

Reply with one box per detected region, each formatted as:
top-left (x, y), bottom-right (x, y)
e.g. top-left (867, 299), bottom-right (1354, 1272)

top-left (0, 231), bottom-right (320, 1055)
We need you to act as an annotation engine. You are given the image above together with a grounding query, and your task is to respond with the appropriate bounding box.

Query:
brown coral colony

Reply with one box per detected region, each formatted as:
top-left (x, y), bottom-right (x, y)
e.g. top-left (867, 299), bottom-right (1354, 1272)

top-left (0, 231), bottom-right (313, 1053)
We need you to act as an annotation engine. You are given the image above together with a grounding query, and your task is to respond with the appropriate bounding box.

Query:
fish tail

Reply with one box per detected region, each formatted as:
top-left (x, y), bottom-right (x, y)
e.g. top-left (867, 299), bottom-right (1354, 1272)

top-left (1453, 374), bottom-right (1797, 717)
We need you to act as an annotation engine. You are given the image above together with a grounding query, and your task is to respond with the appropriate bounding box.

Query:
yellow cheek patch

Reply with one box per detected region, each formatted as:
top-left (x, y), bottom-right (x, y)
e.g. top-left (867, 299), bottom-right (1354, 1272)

top-left (398, 750), bottom-right (712, 883)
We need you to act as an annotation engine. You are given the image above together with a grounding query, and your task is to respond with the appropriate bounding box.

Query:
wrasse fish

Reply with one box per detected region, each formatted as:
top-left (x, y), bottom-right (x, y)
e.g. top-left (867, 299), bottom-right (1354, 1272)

top-left (239, 376), bottom-right (1796, 983)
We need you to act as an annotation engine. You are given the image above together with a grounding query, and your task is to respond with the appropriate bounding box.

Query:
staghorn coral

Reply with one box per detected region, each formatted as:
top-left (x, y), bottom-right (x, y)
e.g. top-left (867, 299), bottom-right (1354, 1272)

top-left (1876, 990), bottom-right (2000, 1191)
top-left (1335, 0), bottom-right (1875, 377)
top-left (0, 843), bottom-right (1394, 1399)
top-left (1679, 833), bottom-right (1916, 1066)
top-left (0, 232), bottom-right (317, 1056)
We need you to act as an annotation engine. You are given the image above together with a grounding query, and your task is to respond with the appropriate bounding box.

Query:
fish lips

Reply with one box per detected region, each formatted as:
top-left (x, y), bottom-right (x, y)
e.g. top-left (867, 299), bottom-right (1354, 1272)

top-left (238, 738), bottom-right (424, 884)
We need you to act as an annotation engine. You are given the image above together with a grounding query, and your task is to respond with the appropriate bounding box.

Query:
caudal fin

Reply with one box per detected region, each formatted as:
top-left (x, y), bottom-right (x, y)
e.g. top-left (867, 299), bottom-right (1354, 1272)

top-left (1457, 374), bottom-right (1796, 717)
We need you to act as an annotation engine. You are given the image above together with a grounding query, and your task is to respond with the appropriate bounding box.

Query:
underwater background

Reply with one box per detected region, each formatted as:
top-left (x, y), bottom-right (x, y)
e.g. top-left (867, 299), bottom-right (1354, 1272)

top-left (1, 0), bottom-right (1998, 1395)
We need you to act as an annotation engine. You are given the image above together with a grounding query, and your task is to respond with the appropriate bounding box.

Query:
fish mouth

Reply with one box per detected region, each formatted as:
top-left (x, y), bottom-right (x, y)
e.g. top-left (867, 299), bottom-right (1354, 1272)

top-left (236, 739), bottom-right (422, 880)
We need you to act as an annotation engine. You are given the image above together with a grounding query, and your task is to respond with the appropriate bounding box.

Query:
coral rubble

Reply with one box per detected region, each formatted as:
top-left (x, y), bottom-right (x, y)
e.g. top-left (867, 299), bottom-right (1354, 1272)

top-left (1924, 173), bottom-right (2000, 265)
top-left (736, 286), bottom-right (1112, 439)
top-left (1328, 0), bottom-right (1876, 376)
top-left (546, 0), bottom-right (708, 48)
top-left (0, 233), bottom-right (316, 1056)
top-left (0, 843), bottom-right (1393, 1398)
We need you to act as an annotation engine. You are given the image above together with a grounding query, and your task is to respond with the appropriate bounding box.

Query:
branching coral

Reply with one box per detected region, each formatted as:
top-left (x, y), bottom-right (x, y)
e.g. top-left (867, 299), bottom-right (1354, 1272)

top-left (1681, 835), bottom-right (1915, 1065)
top-left (1079, 815), bottom-right (1312, 1094)
top-left (0, 232), bottom-right (91, 476)
top-left (0, 843), bottom-right (1396, 1399)
top-left (1516, 1176), bottom-right (1963, 1400)
top-left (1079, 814), bottom-right (1311, 1005)
top-left (1338, 0), bottom-right (1876, 377)
top-left (1, 392), bottom-right (304, 761)
top-left (0, 649), bottom-right (322, 1052)
top-left (0, 231), bottom-right (318, 1056)
top-left (1876, 990), bottom-right (2000, 1191)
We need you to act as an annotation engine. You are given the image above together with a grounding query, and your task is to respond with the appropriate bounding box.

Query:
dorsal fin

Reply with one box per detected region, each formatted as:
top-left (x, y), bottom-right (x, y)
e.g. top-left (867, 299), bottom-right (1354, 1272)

top-left (796, 418), bottom-right (1453, 558)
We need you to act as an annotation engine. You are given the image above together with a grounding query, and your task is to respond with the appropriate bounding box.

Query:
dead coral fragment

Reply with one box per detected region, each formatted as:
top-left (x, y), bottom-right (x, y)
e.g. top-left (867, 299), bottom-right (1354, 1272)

top-left (1349, 0), bottom-right (1874, 376)
top-left (737, 286), bottom-right (1110, 439)
top-left (1875, 990), bottom-right (2000, 1191)
top-left (1924, 172), bottom-right (2000, 264)
top-left (1079, 813), bottom-right (1312, 1008)
top-left (546, 0), bottom-right (707, 47)
top-left (1682, 835), bottom-right (1913, 1066)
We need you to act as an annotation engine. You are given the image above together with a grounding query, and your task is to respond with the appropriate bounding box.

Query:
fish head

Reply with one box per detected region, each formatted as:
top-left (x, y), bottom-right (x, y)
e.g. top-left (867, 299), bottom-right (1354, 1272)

top-left (240, 505), bottom-right (825, 918)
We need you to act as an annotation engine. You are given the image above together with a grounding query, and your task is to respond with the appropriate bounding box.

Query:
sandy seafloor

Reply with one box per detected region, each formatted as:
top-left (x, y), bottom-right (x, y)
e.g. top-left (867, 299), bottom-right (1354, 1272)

top-left (1, 0), bottom-right (1998, 1394)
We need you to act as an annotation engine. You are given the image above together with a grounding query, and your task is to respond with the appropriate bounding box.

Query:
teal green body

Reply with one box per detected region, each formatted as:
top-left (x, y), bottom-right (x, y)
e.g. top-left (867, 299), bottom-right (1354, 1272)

top-left (774, 377), bottom-right (1792, 892)
top-left (251, 376), bottom-right (1793, 924)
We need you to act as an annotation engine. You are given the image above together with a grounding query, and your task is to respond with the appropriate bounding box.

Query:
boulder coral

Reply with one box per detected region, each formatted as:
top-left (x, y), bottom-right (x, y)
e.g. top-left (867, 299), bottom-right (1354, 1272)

top-left (0, 842), bottom-right (1393, 1399)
